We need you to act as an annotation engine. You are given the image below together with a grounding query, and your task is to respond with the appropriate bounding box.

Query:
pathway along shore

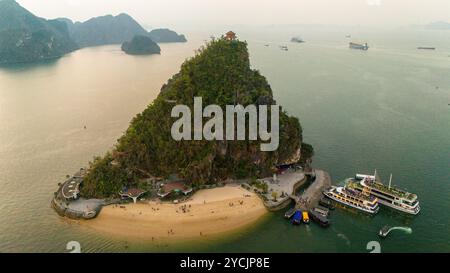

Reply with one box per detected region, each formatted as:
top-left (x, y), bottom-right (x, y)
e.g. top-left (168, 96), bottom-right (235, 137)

top-left (297, 169), bottom-right (332, 210)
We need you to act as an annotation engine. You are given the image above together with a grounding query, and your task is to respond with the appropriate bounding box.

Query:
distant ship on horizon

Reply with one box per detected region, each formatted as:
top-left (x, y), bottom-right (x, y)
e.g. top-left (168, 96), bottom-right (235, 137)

top-left (417, 47), bottom-right (436, 50)
top-left (291, 37), bottom-right (305, 43)
top-left (349, 42), bottom-right (369, 51)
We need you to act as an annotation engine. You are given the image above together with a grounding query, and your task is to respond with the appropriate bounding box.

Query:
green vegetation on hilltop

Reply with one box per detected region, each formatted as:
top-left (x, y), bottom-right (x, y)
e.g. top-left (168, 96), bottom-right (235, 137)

top-left (300, 143), bottom-right (314, 164)
top-left (81, 38), bottom-right (305, 198)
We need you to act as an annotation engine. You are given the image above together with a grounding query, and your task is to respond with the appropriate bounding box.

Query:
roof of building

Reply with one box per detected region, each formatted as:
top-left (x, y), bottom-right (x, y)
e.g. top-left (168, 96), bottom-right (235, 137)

top-left (158, 181), bottom-right (193, 198)
top-left (119, 188), bottom-right (147, 198)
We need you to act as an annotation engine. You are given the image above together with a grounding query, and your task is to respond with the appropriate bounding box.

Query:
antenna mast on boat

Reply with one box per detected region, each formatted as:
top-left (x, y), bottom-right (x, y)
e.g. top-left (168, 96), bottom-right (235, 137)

top-left (389, 174), bottom-right (393, 190)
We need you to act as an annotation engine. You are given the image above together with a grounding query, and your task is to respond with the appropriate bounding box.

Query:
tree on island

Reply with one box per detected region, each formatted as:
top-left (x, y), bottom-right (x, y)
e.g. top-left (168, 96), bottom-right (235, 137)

top-left (271, 191), bottom-right (279, 202)
top-left (81, 36), bottom-right (306, 199)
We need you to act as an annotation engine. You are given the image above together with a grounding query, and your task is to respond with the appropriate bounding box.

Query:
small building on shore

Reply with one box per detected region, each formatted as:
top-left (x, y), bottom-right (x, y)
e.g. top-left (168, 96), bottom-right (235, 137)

top-left (158, 180), bottom-right (193, 199)
top-left (119, 188), bottom-right (147, 204)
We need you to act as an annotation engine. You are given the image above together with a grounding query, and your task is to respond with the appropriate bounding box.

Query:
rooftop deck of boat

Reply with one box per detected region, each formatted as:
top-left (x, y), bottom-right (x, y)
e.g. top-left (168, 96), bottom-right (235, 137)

top-left (365, 181), bottom-right (417, 200)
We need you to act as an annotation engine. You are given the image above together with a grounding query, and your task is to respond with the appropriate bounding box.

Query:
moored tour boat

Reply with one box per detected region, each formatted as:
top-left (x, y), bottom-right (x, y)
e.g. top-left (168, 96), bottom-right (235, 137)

top-left (323, 186), bottom-right (379, 215)
top-left (350, 172), bottom-right (420, 215)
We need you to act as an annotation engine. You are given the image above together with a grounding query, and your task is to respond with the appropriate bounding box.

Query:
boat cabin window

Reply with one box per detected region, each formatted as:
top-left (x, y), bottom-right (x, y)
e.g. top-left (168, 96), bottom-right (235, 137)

top-left (404, 200), bottom-right (418, 206)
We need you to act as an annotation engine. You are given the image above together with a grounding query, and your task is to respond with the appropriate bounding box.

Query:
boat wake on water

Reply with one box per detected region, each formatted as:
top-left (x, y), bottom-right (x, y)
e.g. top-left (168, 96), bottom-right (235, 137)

top-left (379, 226), bottom-right (413, 238)
top-left (336, 233), bottom-right (351, 246)
top-left (305, 225), bottom-right (312, 234)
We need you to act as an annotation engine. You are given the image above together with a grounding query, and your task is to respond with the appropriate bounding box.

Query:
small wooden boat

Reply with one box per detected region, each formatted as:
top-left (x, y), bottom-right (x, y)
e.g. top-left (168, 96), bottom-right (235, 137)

top-left (319, 197), bottom-right (335, 210)
top-left (292, 210), bottom-right (303, 225)
top-left (312, 206), bottom-right (330, 217)
top-left (309, 210), bottom-right (330, 228)
top-left (284, 208), bottom-right (296, 219)
top-left (302, 211), bottom-right (310, 224)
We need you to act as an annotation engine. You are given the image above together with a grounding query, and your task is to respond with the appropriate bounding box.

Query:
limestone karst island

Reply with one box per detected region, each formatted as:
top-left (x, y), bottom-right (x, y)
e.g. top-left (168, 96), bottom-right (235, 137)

top-left (51, 32), bottom-right (324, 240)
top-left (2, 0), bottom-right (447, 256)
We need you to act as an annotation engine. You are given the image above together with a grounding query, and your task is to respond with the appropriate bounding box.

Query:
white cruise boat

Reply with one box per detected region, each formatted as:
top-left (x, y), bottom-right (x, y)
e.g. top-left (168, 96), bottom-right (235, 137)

top-left (350, 172), bottom-right (420, 215)
top-left (323, 186), bottom-right (379, 215)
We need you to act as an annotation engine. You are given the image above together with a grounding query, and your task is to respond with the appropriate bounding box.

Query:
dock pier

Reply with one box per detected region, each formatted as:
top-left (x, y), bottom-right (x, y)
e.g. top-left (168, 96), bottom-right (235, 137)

top-left (295, 169), bottom-right (332, 211)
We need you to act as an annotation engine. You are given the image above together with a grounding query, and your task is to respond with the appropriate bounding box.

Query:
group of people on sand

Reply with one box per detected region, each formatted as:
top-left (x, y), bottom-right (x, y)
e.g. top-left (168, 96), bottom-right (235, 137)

top-left (228, 200), bottom-right (245, 207)
top-left (177, 204), bottom-right (191, 214)
top-left (151, 206), bottom-right (160, 211)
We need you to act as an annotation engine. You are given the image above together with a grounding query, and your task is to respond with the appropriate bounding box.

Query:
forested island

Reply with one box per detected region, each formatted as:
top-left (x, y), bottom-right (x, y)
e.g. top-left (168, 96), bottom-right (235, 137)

top-left (0, 0), bottom-right (186, 64)
top-left (80, 36), bottom-right (311, 199)
top-left (148, 28), bottom-right (187, 43)
top-left (61, 13), bottom-right (149, 48)
top-left (122, 35), bottom-right (161, 55)
top-left (0, 0), bottom-right (78, 64)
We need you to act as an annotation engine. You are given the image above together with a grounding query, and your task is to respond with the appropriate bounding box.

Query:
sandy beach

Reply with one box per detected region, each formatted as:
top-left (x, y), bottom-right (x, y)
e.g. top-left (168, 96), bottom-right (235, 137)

top-left (81, 185), bottom-right (268, 241)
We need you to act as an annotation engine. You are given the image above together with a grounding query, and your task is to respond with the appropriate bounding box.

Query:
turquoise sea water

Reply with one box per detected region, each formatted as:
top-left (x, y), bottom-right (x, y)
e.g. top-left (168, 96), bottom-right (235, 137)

top-left (0, 27), bottom-right (449, 252)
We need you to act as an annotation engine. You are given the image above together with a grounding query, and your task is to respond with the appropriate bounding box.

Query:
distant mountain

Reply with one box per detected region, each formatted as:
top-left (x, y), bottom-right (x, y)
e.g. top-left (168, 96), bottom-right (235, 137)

top-left (0, 0), bottom-right (78, 64)
top-left (59, 14), bottom-right (187, 47)
top-left (425, 21), bottom-right (450, 30)
top-left (66, 13), bottom-right (149, 48)
top-left (122, 35), bottom-right (161, 55)
top-left (148, 28), bottom-right (187, 43)
top-left (0, 1), bottom-right (187, 64)
top-left (55, 18), bottom-right (75, 34)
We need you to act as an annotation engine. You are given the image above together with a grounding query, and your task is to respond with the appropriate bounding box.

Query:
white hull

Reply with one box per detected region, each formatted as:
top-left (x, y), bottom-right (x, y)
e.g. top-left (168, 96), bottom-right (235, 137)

top-left (377, 199), bottom-right (420, 215)
top-left (323, 192), bottom-right (379, 215)
top-left (354, 174), bottom-right (421, 216)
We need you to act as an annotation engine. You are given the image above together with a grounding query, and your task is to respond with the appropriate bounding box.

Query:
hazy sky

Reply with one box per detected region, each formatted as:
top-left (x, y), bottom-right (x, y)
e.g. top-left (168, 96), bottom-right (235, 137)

top-left (16, 0), bottom-right (450, 28)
